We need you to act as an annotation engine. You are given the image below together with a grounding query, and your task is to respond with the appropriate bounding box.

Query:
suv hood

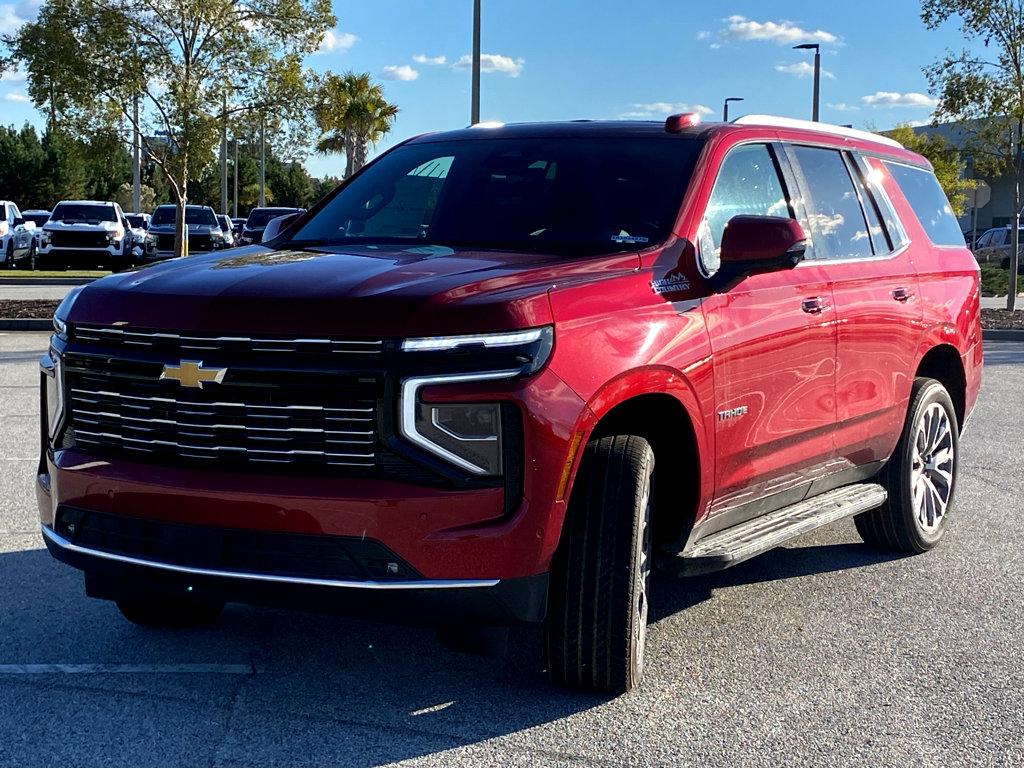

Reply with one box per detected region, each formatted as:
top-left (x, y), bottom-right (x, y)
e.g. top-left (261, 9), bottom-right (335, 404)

top-left (45, 220), bottom-right (119, 232)
top-left (63, 243), bottom-right (631, 336)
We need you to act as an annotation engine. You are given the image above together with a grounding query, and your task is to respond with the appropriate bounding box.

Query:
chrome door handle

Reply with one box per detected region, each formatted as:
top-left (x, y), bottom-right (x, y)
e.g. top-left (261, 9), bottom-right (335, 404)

top-left (892, 287), bottom-right (914, 302)
top-left (801, 296), bottom-right (828, 314)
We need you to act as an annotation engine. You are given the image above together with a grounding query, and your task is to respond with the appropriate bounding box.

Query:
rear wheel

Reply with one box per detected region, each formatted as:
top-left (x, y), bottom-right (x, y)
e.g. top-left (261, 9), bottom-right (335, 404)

top-left (4, 241), bottom-right (13, 268)
top-left (855, 377), bottom-right (959, 553)
top-left (545, 434), bottom-right (654, 694)
top-left (116, 595), bottom-right (225, 627)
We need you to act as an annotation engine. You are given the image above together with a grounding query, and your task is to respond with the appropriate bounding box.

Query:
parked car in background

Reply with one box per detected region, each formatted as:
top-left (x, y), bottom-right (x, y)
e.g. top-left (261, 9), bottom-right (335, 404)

top-left (36, 200), bottom-right (133, 270)
top-left (216, 214), bottom-right (235, 247)
top-left (1, 200), bottom-right (36, 267)
top-left (37, 115), bottom-right (982, 695)
top-left (231, 218), bottom-right (245, 238)
top-left (238, 207), bottom-right (304, 245)
top-left (972, 226), bottom-right (1024, 264)
top-left (125, 213), bottom-right (151, 240)
top-left (144, 204), bottom-right (231, 260)
top-left (22, 210), bottom-right (52, 230)
top-left (260, 211), bottom-right (303, 242)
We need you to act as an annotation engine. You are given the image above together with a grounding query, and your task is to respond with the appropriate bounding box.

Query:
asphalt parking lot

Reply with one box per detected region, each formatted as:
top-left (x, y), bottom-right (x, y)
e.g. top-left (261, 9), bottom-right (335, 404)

top-left (1, 331), bottom-right (1022, 767)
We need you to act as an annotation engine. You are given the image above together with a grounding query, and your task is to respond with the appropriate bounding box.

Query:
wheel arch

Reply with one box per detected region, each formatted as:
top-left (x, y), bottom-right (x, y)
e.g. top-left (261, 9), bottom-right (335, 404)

top-left (914, 342), bottom-right (967, 430)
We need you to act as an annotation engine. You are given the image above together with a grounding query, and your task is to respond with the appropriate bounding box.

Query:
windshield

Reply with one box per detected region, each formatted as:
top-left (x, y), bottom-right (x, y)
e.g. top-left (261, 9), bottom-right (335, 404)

top-left (218, 215), bottom-right (232, 231)
top-left (50, 203), bottom-right (116, 223)
top-left (247, 208), bottom-right (298, 228)
top-left (125, 215), bottom-right (145, 228)
top-left (151, 206), bottom-right (218, 226)
top-left (24, 213), bottom-right (50, 226)
top-left (288, 136), bottom-right (703, 256)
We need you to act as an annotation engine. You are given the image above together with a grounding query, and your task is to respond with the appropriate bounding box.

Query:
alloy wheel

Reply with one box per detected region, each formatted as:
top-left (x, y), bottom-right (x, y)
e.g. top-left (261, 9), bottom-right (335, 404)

top-left (910, 402), bottom-right (955, 533)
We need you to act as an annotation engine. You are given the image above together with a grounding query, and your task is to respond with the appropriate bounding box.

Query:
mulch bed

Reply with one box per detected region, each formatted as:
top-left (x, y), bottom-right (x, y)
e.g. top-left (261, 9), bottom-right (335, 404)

top-left (3, 300), bottom-right (1024, 331)
top-left (0, 300), bottom-right (59, 319)
top-left (982, 308), bottom-right (1024, 330)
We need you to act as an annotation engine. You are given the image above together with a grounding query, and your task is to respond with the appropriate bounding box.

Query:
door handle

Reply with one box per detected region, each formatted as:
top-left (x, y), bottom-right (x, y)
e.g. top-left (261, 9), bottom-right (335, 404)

top-left (801, 296), bottom-right (828, 314)
top-left (891, 287), bottom-right (915, 302)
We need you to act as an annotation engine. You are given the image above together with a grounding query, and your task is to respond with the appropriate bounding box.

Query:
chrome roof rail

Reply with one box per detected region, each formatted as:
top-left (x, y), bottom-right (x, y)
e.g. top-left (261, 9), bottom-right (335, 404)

top-left (732, 114), bottom-right (904, 149)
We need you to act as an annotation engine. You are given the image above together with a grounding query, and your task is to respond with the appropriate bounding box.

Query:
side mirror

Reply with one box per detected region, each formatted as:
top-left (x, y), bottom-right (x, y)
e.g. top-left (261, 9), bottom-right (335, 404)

top-left (719, 215), bottom-right (807, 279)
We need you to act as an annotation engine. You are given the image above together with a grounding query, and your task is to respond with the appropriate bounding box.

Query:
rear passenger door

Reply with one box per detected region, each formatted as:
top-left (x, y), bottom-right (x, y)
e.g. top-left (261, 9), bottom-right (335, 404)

top-left (785, 145), bottom-right (922, 470)
top-left (701, 142), bottom-right (838, 517)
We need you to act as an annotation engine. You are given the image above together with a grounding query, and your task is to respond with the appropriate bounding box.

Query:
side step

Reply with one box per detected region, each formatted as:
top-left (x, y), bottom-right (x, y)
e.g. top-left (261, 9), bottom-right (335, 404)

top-left (678, 483), bottom-right (887, 576)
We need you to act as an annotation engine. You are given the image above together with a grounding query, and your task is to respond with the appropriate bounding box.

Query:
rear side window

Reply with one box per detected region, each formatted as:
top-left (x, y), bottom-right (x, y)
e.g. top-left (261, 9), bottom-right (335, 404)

top-left (883, 162), bottom-right (965, 247)
top-left (790, 145), bottom-right (873, 260)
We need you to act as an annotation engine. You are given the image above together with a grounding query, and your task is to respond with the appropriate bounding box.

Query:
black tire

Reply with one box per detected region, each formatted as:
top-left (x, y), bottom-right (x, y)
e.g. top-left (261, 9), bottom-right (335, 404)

top-left (4, 241), bottom-right (13, 268)
top-left (116, 595), bottom-right (225, 627)
top-left (545, 434), bottom-right (654, 694)
top-left (855, 377), bottom-right (959, 553)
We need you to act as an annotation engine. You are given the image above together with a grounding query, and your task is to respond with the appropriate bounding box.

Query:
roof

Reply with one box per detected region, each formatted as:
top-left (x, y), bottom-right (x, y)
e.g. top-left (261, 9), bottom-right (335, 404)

top-left (55, 200), bottom-right (116, 206)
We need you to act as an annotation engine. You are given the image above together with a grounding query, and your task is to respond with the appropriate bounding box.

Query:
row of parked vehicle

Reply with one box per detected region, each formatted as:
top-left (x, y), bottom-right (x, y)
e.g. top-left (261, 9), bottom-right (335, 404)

top-left (0, 198), bottom-right (305, 270)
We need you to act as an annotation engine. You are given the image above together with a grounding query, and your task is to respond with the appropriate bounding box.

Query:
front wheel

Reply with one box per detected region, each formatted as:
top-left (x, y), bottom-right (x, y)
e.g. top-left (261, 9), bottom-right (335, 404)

top-left (545, 434), bottom-right (654, 694)
top-left (855, 377), bottom-right (959, 553)
top-left (3, 241), bottom-right (13, 268)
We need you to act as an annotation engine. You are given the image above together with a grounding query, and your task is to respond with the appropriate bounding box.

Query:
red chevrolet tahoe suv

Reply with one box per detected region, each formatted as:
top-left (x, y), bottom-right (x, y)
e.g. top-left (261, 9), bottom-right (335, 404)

top-left (38, 114), bottom-right (982, 694)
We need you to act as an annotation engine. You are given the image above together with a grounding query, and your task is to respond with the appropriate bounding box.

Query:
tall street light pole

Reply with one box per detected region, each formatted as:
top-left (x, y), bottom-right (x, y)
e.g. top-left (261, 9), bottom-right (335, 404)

top-left (259, 114), bottom-right (266, 208)
top-left (471, 0), bottom-right (481, 124)
top-left (233, 138), bottom-right (238, 219)
top-left (793, 43), bottom-right (820, 121)
top-left (723, 97), bottom-right (744, 122)
top-left (131, 92), bottom-right (141, 212)
top-left (220, 90), bottom-right (228, 215)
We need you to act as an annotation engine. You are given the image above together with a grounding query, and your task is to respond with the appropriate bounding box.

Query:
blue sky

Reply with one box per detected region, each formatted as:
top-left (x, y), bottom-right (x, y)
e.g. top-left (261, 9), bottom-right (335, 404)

top-left (1, 0), bottom-right (970, 178)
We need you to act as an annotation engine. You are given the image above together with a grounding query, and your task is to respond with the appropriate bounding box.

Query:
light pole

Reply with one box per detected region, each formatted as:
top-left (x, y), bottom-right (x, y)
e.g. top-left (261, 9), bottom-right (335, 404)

top-left (793, 43), bottom-right (820, 121)
top-left (723, 97), bottom-right (744, 122)
top-left (233, 138), bottom-right (238, 220)
top-left (220, 90), bottom-right (228, 216)
top-left (259, 114), bottom-right (266, 208)
top-left (131, 92), bottom-right (141, 212)
top-left (471, 0), bottom-right (481, 124)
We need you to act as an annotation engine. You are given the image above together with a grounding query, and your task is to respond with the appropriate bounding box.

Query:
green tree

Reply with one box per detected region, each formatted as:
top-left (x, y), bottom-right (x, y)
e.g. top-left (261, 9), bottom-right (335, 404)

top-left (8, 0), bottom-right (333, 255)
top-left (315, 72), bottom-right (399, 178)
top-left (922, 0), bottom-right (1024, 309)
top-left (883, 124), bottom-right (975, 215)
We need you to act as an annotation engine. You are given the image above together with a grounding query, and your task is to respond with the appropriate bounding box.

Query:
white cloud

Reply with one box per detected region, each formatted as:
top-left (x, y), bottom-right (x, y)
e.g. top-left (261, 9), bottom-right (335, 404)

top-left (1, 67), bottom-right (27, 83)
top-left (775, 61), bottom-right (835, 79)
top-left (3, 92), bottom-right (30, 103)
top-left (317, 29), bottom-right (357, 54)
top-left (412, 54), bottom-right (446, 65)
top-left (453, 53), bottom-right (524, 77)
top-left (619, 102), bottom-right (714, 119)
top-left (696, 30), bottom-right (711, 40)
top-left (718, 15), bottom-right (838, 45)
top-left (827, 102), bottom-right (860, 112)
top-left (861, 91), bottom-right (938, 108)
top-left (0, 2), bottom-right (29, 34)
top-left (381, 64), bottom-right (418, 82)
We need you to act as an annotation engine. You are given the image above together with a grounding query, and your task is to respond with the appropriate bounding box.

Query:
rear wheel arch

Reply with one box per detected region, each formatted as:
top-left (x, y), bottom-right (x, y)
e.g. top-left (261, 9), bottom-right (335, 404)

top-left (914, 343), bottom-right (966, 430)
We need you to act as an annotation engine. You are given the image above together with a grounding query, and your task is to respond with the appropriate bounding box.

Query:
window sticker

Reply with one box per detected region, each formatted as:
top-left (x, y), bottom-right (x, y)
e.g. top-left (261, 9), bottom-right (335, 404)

top-left (611, 234), bottom-right (650, 244)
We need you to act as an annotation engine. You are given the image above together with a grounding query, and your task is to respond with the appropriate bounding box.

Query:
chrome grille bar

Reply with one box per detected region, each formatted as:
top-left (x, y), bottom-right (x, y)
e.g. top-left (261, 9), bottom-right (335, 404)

top-left (73, 325), bottom-right (385, 355)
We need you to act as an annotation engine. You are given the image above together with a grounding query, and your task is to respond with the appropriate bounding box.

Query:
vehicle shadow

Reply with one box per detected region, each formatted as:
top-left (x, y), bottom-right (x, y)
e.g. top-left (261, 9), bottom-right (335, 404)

top-left (0, 539), bottom-right (903, 766)
top-left (650, 541), bottom-right (906, 622)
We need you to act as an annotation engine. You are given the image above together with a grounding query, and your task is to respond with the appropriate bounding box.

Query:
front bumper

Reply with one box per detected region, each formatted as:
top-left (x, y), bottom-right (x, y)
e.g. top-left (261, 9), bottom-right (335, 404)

top-left (41, 522), bottom-right (548, 623)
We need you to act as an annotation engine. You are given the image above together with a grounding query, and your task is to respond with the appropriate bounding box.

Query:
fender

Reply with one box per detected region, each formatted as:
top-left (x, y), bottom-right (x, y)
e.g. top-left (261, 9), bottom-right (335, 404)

top-left (557, 363), bottom-right (715, 525)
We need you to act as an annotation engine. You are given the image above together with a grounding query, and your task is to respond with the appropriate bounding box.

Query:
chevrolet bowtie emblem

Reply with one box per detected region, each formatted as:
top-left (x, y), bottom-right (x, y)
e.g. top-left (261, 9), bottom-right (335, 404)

top-left (160, 360), bottom-right (227, 389)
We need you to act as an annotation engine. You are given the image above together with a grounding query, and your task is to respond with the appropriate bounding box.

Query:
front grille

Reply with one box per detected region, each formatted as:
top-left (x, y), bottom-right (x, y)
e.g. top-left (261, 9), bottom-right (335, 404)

top-left (155, 234), bottom-right (174, 251)
top-left (55, 507), bottom-right (422, 581)
top-left (154, 234), bottom-right (215, 252)
top-left (74, 325), bottom-right (385, 356)
top-left (63, 324), bottom-right (386, 473)
top-left (48, 231), bottom-right (109, 249)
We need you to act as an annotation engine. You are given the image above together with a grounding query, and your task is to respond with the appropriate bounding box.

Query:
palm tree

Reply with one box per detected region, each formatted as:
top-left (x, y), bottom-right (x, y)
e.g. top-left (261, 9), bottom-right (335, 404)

top-left (314, 72), bottom-right (399, 178)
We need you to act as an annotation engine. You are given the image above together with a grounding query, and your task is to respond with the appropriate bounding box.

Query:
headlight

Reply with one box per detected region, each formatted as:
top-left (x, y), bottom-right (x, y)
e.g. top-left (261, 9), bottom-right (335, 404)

top-left (41, 348), bottom-right (65, 440)
top-left (39, 231), bottom-right (50, 246)
top-left (53, 285), bottom-right (84, 339)
top-left (397, 327), bottom-right (552, 475)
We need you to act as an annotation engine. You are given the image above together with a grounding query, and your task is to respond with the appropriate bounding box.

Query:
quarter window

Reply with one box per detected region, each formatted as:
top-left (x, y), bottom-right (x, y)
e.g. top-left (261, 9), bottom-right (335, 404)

top-left (790, 145), bottom-right (874, 260)
top-left (884, 161), bottom-right (965, 246)
top-left (700, 143), bottom-right (790, 275)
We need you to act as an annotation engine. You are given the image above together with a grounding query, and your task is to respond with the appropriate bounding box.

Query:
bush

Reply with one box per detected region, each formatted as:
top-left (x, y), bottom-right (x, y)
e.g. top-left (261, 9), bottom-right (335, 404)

top-left (980, 264), bottom-right (1010, 296)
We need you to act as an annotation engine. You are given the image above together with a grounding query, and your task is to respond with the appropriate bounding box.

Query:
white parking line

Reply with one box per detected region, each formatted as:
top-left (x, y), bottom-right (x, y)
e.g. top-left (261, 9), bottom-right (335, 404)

top-left (0, 663), bottom-right (253, 674)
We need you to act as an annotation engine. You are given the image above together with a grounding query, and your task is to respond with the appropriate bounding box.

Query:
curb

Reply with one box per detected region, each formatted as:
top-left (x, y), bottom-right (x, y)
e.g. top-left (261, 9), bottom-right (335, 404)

top-left (0, 319), bottom-right (52, 331)
top-left (982, 328), bottom-right (1024, 342)
top-left (0, 278), bottom-right (95, 286)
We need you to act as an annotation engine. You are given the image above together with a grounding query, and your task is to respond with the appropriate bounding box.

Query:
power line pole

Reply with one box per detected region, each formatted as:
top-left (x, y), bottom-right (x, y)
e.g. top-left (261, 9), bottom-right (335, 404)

top-left (220, 90), bottom-right (228, 215)
top-left (471, 0), bottom-right (481, 124)
top-left (259, 114), bottom-right (266, 208)
top-left (131, 93), bottom-right (141, 212)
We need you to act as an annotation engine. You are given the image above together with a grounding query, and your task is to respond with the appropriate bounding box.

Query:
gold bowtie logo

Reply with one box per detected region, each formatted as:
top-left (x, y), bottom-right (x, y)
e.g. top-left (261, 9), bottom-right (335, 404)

top-left (160, 360), bottom-right (227, 389)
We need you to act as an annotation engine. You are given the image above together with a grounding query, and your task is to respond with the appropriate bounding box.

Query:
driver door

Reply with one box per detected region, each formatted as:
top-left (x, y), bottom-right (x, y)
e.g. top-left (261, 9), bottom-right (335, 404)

top-left (699, 142), bottom-right (838, 519)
